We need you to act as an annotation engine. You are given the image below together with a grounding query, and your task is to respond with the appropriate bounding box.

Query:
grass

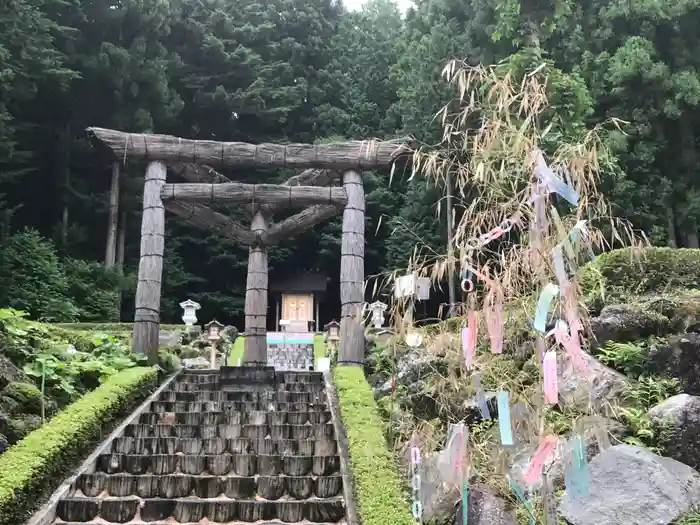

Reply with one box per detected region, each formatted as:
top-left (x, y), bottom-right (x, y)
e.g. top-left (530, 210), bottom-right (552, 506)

top-left (333, 366), bottom-right (414, 525)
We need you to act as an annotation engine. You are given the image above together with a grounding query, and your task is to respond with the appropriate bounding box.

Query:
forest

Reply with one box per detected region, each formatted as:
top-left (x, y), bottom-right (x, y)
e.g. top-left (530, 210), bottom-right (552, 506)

top-left (1, 0), bottom-right (698, 327)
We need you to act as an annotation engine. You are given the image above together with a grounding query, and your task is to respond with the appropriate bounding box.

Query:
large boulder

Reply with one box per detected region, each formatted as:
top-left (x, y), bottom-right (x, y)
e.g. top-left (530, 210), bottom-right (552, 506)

top-left (590, 304), bottom-right (670, 347)
top-left (557, 348), bottom-right (630, 416)
top-left (647, 334), bottom-right (700, 394)
top-left (559, 444), bottom-right (700, 525)
top-left (648, 394), bottom-right (700, 471)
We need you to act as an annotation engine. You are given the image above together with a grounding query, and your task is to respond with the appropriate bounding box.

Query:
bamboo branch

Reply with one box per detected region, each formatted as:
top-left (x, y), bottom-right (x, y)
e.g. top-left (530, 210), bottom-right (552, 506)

top-left (87, 127), bottom-right (415, 170)
top-left (161, 182), bottom-right (347, 207)
top-left (267, 205), bottom-right (340, 245)
top-left (163, 201), bottom-right (257, 245)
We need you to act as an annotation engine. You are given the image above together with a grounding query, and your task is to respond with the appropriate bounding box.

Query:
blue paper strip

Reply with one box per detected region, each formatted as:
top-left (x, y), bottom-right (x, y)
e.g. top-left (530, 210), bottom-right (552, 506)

top-left (507, 475), bottom-right (535, 524)
top-left (496, 391), bottom-right (513, 445)
top-left (534, 283), bottom-right (559, 333)
top-left (565, 434), bottom-right (589, 500)
top-left (474, 373), bottom-right (491, 420)
top-left (461, 483), bottom-right (468, 525)
top-left (535, 164), bottom-right (580, 206)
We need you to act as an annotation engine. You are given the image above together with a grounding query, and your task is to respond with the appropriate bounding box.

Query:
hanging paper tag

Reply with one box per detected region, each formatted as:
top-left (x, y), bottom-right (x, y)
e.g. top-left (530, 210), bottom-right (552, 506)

top-left (524, 435), bottom-right (558, 485)
top-left (534, 283), bottom-right (559, 333)
top-left (570, 219), bottom-right (588, 243)
top-left (507, 475), bottom-right (536, 524)
top-left (462, 311), bottom-right (478, 369)
top-left (543, 351), bottom-right (558, 405)
top-left (474, 373), bottom-right (491, 420)
top-left (461, 482), bottom-right (468, 525)
top-left (565, 434), bottom-right (589, 500)
top-left (553, 321), bottom-right (588, 372)
top-left (496, 391), bottom-right (513, 445)
top-left (533, 149), bottom-right (580, 206)
top-left (563, 285), bottom-right (583, 333)
top-left (484, 301), bottom-right (504, 355)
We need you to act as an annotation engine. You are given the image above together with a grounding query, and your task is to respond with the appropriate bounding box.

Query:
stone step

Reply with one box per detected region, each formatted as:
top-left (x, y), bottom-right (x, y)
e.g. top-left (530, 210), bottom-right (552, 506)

top-left (149, 400), bottom-right (328, 414)
top-left (139, 409), bottom-right (332, 426)
top-left (73, 473), bottom-right (343, 499)
top-left (179, 370), bottom-right (324, 384)
top-left (166, 381), bottom-right (326, 393)
top-left (157, 390), bottom-right (327, 403)
top-left (123, 423), bottom-right (335, 439)
top-left (95, 454), bottom-right (341, 476)
top-left (56, 519), bottom-right (345, 525)
top-left (56, 496), bottom-right (345, 523)
top-left (111, 437), bottom-right (338, 456)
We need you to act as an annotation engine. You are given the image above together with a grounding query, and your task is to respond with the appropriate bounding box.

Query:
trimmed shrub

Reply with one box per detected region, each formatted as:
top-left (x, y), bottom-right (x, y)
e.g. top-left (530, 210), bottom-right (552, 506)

top-left (579, 247), bottom-right (700, 306)
top-left (333, 365), bottom-right (414, 525)
top-left (0, 366), bottom-right (158, 525)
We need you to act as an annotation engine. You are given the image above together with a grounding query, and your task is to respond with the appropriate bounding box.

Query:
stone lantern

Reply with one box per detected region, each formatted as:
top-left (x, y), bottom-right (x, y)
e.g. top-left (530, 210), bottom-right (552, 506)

top-left (368, 301), bottom-right (387, 328)
top-left (179, 299), bottom-right (201, 326)
top-left (204, 319), bottom-right (224, 368)
top-left (324, 320), bottom-right (340, 343)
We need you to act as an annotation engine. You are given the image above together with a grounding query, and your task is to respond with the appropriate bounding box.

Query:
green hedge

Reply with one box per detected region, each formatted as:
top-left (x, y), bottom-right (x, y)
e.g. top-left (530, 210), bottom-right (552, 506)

top-left (0, 366), bottom-right (158, 525)
top-left (579, 247), bottom-right (700, 302)
top-left (333, 366), bottom-right (414, 525)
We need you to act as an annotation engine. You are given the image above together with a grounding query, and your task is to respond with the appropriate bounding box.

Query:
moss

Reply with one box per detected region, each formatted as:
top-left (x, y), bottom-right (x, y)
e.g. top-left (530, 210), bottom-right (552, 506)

top-left (54, 322), bottom-right (184, 333)
top-left (673, 511), bottom-right (700, 525)
top-left (2, 382), bottom-right (44, 414)
top-left (579, 247), bottom-right (700, 307)
top-left (333, 365), bottom-right (414, 525)
top-left (0, 366), bottom-right (158, 525)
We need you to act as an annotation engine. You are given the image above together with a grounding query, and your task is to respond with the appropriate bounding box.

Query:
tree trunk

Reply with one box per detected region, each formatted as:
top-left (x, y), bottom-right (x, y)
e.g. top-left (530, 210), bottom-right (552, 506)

top-left (105, 162), bottom-right (120, 267)
top-left (666, 205), bottom-right (677, 247)
top-left (113, 208), bottom-right (127, 322)
top-left (339, 170), bottom-right (365, 365)
top-left (688, 226), bottom-right (699, 249)
top-left (60, 166), bottom-right (70, 254)
top-left (132, 161), bottom-right (167, 363)
top-left (244, 211), bottom-right (269, 365)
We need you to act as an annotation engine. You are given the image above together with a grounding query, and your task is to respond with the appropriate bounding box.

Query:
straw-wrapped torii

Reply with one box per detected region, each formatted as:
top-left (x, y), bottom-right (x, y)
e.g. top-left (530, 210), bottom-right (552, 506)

top-left (86, 127), bottom-right (414, 367)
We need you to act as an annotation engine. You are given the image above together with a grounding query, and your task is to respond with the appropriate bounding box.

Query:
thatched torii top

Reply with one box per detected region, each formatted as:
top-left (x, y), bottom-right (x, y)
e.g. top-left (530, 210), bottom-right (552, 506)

top-left (86, 127), bottom-right (415, 170)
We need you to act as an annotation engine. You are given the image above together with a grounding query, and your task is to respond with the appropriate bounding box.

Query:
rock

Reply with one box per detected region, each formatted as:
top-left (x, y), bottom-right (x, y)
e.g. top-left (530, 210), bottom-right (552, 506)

top-left (559, 444), bottom-right (700, 525)
top-left (590, 304), bottom-right (670, 347)
top-left (648, 394), bottom-right (700, 470)
top-left (454, 486), bottom-right (518, 525)
top-left (0, 357), bottom-right (28, 391)
top-left (647, 334), bottom-right (700, 394)
top-left (6, 413), bottom-right (42, 443)
top-left (2, 381), bottom-right (44, 414)
top-left (557, 349), bottom-right (630, 416)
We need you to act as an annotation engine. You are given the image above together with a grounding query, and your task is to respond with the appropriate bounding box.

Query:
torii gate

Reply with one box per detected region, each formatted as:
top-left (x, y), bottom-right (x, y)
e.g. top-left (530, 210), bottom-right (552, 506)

top-left (86, 127), bottom-right (413, 366)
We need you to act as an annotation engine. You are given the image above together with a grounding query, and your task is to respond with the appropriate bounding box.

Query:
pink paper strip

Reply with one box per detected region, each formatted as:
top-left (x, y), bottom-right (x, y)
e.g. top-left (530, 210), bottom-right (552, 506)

top-left (563, 284), bottom-right (583, 333)
top-left (484, 301), bottom-right (504, 355)
top-left (554, 321), bottom-right (588, 372)
top-left (543, 351), bottom-right (558, 404)
top-left (462, 311), bottom-right (478, 369)
top-left (524, 435), bottom-right (558, 485)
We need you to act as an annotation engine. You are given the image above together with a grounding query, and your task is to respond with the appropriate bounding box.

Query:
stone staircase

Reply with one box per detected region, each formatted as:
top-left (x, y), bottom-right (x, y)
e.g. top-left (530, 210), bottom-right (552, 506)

top-left (266, 333), bottom-right (315, 371)
top-left (50, 367), bottom-right (346, 525)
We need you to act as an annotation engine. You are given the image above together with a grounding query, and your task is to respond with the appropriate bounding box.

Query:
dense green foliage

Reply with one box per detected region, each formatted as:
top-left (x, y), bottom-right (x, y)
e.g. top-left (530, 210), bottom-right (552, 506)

top-left (0, 366), bottom-right (158, 525)
top-left (3, 0), bottom-right (699, 327)
top-left (333, 365), bottom-right (414, 525)
top-left (0, 307), bottom-right (178, 450)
